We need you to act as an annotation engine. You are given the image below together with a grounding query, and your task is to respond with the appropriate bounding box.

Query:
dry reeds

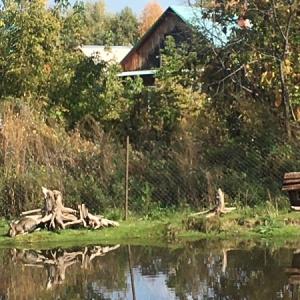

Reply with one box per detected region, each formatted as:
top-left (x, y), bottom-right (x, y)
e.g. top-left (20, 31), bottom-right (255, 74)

top-left (0, 100), bottom-right (121, 216)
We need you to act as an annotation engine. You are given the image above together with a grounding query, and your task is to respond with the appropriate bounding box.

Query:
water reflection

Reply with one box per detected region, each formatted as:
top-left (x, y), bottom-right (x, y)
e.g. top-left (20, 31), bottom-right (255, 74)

top-left (10, 245), bottom-right (120, 290)
top-left (286, 249), bottom-right (300, 299)
top-left (1, 240), bottom-right (300, 299)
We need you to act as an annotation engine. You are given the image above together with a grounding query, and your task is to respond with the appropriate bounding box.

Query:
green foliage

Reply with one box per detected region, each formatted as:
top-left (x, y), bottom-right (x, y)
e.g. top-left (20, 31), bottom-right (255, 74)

top-left (0, 0), bottom-right (61, 99)
top-left (107, 7), bottom-right (139, 46)
top-left (64, 56), bottom-right (125, 127)
top-left (1, 0), bottom-right (300, 218)
top-left (254, 216), bottom-right (283, 236)
top-left (75, 1), bottom-right (139, 46)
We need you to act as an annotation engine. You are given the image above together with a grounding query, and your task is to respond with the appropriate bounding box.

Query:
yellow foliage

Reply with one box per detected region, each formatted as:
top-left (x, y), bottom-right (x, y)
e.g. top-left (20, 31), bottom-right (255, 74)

top-left (138, 0), bottom-right (163, 37)
top-left (294, 106), bottom-right (300, 120)
top-left (0, 100), bottom-right (111, 178)
top-left (283, 59), bottom-right (293, 74)
top-left (261, 70), bottom-right (275, 84)
top-left (274, 86), bottom-right (282, 107)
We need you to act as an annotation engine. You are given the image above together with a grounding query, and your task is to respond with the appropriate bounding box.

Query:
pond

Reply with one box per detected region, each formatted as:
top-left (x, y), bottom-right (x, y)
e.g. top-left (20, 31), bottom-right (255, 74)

top-left (0, 239), bottom-right (298, 299)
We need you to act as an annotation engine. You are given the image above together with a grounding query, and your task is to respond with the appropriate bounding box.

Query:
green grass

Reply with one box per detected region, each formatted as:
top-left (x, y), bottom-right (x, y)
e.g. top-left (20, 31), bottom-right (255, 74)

top-left (0, 218), bottom-right (176, 249)
top-left (2, 204), bottom-right (300, 249)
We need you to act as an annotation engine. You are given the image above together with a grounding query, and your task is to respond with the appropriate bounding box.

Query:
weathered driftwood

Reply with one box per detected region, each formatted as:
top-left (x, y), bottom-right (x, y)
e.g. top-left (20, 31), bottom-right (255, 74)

top-left (9, 187), bottom-right (119, 237)
top-left (190, 188), bottom-right (236, 218)
top-left (64, 204), bottom-right (119, 229)
top-left (20, 209), bottom-right (42, 217)
top-left (49, 189), bottom-right (79, 229)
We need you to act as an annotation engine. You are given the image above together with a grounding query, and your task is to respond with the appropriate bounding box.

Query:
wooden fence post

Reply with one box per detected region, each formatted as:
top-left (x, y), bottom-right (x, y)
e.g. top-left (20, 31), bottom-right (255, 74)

top-left (125, 136), bottom-right (129, 220)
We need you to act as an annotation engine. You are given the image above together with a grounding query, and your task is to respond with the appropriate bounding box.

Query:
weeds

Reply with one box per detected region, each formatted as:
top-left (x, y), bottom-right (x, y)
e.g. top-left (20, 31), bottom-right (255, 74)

top-left (254, 216), bottom-right (283, 235)
top-left (0, 101), bottom-right (124, 216)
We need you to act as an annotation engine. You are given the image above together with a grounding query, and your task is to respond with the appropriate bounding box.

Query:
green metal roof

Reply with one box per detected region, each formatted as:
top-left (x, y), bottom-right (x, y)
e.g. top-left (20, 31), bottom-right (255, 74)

top-left (169, 5), bottom-right (238, 47)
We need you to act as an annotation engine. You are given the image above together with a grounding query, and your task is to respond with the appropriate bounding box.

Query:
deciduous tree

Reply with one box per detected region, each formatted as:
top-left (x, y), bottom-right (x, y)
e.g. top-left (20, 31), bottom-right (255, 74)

top-left (138, 0), bottom-right (163, 37)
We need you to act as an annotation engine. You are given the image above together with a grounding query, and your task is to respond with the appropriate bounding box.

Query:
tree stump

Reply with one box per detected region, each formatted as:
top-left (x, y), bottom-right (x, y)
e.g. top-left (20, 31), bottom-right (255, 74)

top-left (190, 188), bottom-right (236, 218)
top-left (10, 187), bottom-right (119, 237)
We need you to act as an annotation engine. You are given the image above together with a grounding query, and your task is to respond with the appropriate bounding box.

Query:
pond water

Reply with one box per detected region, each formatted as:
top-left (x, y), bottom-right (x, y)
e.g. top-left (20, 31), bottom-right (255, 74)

top-left (0, 239), bottom-right (299, 299)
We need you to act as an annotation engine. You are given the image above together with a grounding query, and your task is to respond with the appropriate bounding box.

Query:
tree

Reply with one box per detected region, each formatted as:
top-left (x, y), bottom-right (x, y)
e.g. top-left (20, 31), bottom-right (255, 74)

top-left (0, 0), bottom-right (62, 99)
top-left (172, 0), bottom-right (300, 202)
top-left (108, 7), bottom-right (139, 46)
top-left (138, 0), bottom-right (163, 37)
top-left (119, 36), bottom-right (205, 148)
top-left (80, 0), bottom-right (109, 45)
top-left (72, 2), bottom-right (139, 46)
top-left (63, 56), bottom-right (125, 128)
top-left (179, 1), bottom-right (300, 141)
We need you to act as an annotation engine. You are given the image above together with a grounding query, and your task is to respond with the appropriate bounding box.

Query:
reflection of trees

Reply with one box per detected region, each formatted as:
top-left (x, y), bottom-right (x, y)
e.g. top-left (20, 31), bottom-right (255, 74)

top-left (128, 241), bottom-right (294, 300)
top-left (0, 241), bottom-right (298, 299)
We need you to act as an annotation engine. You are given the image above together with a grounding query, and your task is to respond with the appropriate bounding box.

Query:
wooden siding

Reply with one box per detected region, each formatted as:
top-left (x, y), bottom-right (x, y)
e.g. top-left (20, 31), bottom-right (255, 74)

top-left (121, 13), bottom-right (190, 72)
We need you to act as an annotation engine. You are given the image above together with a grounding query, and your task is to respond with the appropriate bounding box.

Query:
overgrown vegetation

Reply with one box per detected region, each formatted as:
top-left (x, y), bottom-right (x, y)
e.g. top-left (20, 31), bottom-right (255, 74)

top-left (0, 0), bottom-right (299, 220)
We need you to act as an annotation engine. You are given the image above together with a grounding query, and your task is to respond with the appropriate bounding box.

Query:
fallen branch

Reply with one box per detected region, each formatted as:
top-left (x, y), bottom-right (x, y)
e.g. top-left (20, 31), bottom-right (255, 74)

top-left (20, 209), bottom-right (42, 217)
top-left (189, 207), bottom-right (216, 217)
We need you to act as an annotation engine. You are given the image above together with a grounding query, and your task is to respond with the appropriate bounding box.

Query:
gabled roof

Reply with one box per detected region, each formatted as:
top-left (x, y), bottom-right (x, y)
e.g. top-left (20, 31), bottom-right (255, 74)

top-left (120, 5), bottom-right (239, 70)
top-left (76, 45), bottom-right (132, 63)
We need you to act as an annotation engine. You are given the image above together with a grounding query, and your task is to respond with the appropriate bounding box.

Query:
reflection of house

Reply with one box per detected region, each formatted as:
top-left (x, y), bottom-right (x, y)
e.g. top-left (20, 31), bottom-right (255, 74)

top-left (286, 250), bottom-right (300, 283)
top-left (76, 45), bottom-right (132, 64)
top-left (118, 5), bottom-right (240, 85)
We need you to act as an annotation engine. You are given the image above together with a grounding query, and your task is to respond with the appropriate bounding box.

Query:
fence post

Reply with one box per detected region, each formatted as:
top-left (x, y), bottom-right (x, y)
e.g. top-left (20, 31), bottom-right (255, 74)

top-left (127, 245), bottom-right (136, 300)
top-left (125, 136), bottom-right (129, 221)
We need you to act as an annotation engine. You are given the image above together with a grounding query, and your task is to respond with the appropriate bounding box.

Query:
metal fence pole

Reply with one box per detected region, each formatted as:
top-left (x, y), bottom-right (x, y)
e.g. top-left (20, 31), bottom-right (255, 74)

top-left (125, 136), bottom-right (129, 220)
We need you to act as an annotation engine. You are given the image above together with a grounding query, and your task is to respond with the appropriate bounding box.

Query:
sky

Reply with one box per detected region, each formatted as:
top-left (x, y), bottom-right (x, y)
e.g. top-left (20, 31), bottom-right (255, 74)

top-left (105, 0), bottom-right (184, 15)
top-left (48, 0), bottom-right (188, 15)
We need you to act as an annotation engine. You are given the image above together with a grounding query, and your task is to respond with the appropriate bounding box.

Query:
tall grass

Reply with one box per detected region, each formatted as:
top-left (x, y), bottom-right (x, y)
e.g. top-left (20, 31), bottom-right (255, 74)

top-left (0, 100), bottom-right (124, 217)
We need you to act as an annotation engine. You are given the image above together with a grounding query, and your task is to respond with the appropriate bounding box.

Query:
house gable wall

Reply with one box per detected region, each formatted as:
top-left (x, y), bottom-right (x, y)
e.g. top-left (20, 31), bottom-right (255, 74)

top-left (121, 13), bottom-right (191, 72)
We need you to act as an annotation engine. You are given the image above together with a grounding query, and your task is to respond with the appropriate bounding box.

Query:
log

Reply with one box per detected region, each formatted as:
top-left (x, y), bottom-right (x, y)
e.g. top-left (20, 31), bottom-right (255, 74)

top-left (101, 219), bottom-right (120, 227)
top-left (42, 187), bottom-right (56, 216)
top-left (78, 204), bottom-right (87, 227)
top-left (189, 207), bottom-right (216, 217)
top-left (20, 209), bottom-right (42, 217)
top-left (76, 204), bottom-right (119, 229)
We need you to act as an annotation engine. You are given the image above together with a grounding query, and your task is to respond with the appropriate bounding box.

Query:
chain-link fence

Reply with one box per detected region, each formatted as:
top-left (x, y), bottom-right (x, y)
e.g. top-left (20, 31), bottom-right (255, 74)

top-left (0, 118), bottom-right (296, 218)
top-left (125, 133), bottom-right (296, 215)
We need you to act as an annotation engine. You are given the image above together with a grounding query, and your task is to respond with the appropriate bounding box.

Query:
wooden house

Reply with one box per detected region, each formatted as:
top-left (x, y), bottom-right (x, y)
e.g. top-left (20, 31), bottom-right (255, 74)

top-left (282, 172), bottom-right (300, 208)
top-left (119, 5), bottom-right (242, 85)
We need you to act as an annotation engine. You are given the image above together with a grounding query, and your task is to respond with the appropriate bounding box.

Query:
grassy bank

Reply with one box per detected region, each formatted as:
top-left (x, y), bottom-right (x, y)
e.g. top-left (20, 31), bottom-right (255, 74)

top-left (2, 203), bottom-right (300, 249)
